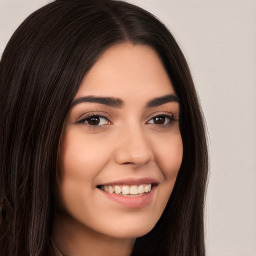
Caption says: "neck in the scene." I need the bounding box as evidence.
[52,213,135,256]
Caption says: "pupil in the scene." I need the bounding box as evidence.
[89,117,100,125]
[154,116,165,124]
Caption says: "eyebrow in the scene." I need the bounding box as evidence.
[71,96,123,108]
[71,94,179,108]
[146,94,179,107]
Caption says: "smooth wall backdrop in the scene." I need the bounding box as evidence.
[1,1,256,255]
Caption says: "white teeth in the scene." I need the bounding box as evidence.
[122,185,129,195]
[108,186,114,194]
[101,184,153,195]
[114,185,122,194]
[129,185,138,195]
[138,184,144,194]
[144,184,151,193]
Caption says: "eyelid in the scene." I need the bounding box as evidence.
[75,111,178,131]
[146,112,177,127]
[75,112,112,132]
[146,111,178,122]
[76,111,111,123]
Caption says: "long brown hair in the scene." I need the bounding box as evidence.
[0,0,208,255]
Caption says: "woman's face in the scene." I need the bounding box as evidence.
[58,43,183,239]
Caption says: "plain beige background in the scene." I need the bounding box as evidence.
[0,0,256,255]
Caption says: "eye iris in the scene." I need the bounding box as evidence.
[154,116,166,125]
[88,116,100,125]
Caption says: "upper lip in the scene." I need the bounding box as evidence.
[97,177,159,186]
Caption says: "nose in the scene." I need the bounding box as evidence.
[114,125,153,167]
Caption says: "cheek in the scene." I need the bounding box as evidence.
[59,128,110,180]
[57,129,108,211]
[153,133,183,180]
[150,133,183,218]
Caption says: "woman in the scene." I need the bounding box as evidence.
[0,0,208,255]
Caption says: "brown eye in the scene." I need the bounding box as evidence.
[87,116,101,125]
[78,115,110,126]
[153,116,166,125]
[147,114,175,127]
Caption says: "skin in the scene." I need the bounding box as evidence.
[53,43,183,256]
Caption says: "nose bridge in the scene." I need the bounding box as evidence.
[114,121,153,166]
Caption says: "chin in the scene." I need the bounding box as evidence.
[96,215,159,239]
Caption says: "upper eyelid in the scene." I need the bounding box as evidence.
[147,111,175,119]
[76,111,111,122]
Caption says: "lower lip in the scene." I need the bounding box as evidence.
[99,186,156,209]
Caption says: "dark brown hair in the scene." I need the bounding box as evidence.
[0,0,208,255]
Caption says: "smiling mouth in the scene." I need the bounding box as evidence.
[97,184,157,196]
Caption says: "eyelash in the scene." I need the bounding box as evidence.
[77,113,177,131]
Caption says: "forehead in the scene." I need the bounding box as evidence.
[75,43,175,100]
